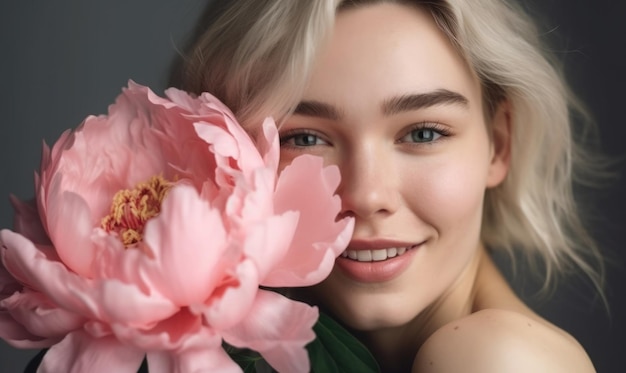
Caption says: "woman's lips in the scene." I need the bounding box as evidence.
[335,242,422,283]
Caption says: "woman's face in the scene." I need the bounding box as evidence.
[279,3,508,330]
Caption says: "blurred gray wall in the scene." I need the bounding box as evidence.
[0,1,624,372]
[0,2,206,371]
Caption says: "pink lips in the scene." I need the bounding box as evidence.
[335,239,422,283]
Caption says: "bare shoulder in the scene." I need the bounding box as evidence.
[412,309,596,373]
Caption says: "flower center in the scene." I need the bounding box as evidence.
[101,175,173,247]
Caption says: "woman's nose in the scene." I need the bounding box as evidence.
[337,145,401,219]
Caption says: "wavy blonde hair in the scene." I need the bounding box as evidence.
[178,0,605,298]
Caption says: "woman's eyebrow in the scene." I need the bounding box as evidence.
[293,100,342,120]
[381,89,469,116]
[292,89,468,120]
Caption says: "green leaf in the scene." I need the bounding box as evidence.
[224,312,380,372]
[307,312,380,373]
[224,344,267,372]
[307,337,341,372]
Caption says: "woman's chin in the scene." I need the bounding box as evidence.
[307,287,424,332]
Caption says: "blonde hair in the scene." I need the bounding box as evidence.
[178,0,605,298]
[179,0,339,131]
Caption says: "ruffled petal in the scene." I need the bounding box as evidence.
[0,315,57,348]
[9,197,51,245]
[0,257,21,294]
[189,91,268,175]
[109,307,203,351]
[223,290,317,373]
[241,213,299,281]
[0,260,54,348]
[147,350,242,373]
[140,184,231,306]
[264,155,354,286]
[257,118,280,175]
[199,259,259,331]
[193,123,241,161]
[239,168,277,224]
[1,230,177,325]
[44,187,97,277]
[39,331,144,373]
[37,129,73,220]
[91,232,151,293]
[1,230,97,318]
[146,328,241,373]
[95,279,178,327]
[1,290,85,339]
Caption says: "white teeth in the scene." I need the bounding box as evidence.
[341,247,411,262]
[371,249,387,261]
[357,250,372,262]
[387,247,397,258]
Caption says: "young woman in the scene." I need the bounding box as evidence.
[177,0,605,371]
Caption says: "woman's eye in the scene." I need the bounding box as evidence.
[400,128,442,143]
[280,132,327,147]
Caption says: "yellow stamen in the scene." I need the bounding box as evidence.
[101,175,173,248]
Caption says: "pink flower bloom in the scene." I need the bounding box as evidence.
[0,82,354,373]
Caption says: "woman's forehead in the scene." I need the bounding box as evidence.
[303,2,481,114]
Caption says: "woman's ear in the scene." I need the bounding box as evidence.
[486,101,512,188]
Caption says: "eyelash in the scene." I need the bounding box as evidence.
[279,129,329,149]
[279,121,452,149]
[397,122,452,144]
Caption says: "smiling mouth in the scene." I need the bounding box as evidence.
[340,245,417,262]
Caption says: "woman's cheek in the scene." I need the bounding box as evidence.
[403,155,488,234]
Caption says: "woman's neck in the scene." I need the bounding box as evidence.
[354,244,487,372]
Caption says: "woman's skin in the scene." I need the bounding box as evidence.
[279,3,595,372]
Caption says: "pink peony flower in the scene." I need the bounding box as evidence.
[0,82,354,373]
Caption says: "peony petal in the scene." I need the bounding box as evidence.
[95,279,178,327]
[239,168,276,223]
[199,259,259,331]
[1,290,85,339]
[223,290,317,373]
[146,329,242,373]
[1,230,177,326]
[83,320,113,338]
[39,331,144,373]
[109,307,205,351]
[45,187,97,277]
[0,259,21,295]
[261,222,353,287]
[258,118,280,175]
[91,231,150,292]
[37,129,74,215]
[0,260,57,348]
[1,230,98,318]
[195,92,266,173]
[51,116,150,219]
[264,155,354,286]
[274,155,343,245]
[241,213,299,281]
[140,184,232,306]
[9,196,51,245]
[193,122,241,160]
[0,314,57,349]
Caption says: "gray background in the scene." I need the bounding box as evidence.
[0,1,624,372]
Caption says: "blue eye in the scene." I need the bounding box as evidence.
[399,123,449,144]
[280,131,328,147]
[410,129,439,142]
[294,134,320,146]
